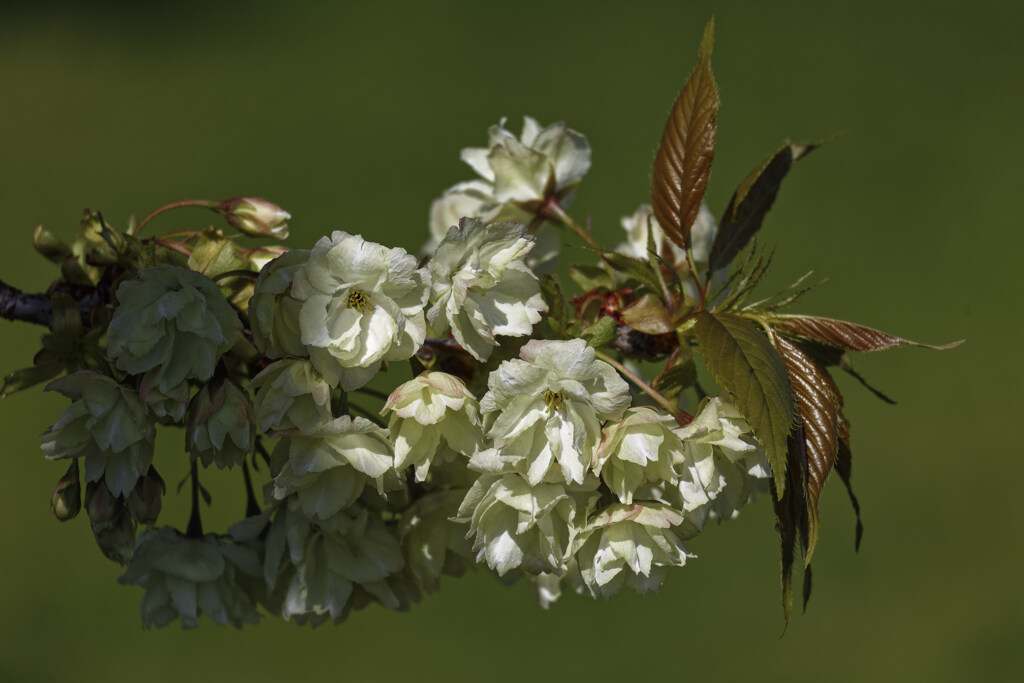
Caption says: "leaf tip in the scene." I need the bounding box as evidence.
[700,16,716,60]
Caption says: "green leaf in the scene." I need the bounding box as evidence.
[540,273,569,336]
[709,143,819,272]
[579,316,618,348]
[694,312,794,495]
[651,17,719,250]
[0,362,64,399]
[569,263,614,292]
[188,228,252,279]
[621,293,672,335]
[775,334,841,564]
[601,252,662,294]
[767,314,963,352]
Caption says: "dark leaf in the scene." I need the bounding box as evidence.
[771,423,809,629]
[795,338,897,404]
[651,17,719,250]
[694,312,794,495]
[775,334,841,563]
[652,354,697,401]
[767,314,963,352]
[710,143,819,271]
[802,565,813,614]
[540,273,569,335]
[834,412,863,550]
[621,293,672,335]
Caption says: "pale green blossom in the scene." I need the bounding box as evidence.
[271,416,393,519]
[383,372,482,482]
[138,369,189,424]
[594,407,683,504]
[107,265,242,393]
[460,116,591,207]
[41,371,155,498]
[397,490,473,592]
[456,473,593,576]
[253,500,405,625]
[480,339,630,485]
[249,249,310,359]
[427,218,545,361]
[673,396,768,521]
[119,527,261,629]
[426,116,591,270]
[575,503,694,599]
[426,180,505,253]
[291,231,430,390]
[186,378,256,469]
[250,359,333,436]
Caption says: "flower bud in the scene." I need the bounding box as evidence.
[85,480,122,530]
[95,511,137,565]
[51,460,82,522]
[126,467,165,526]
[218,197,290,239]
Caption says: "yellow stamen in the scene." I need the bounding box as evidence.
[344,289,374,314]
[543,389,564,413]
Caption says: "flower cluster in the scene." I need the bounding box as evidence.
[26,124,773,626]
[13,31,916,628]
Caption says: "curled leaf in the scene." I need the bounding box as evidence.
[775,334,840,564]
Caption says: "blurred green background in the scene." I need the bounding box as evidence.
[1,1,1020,681]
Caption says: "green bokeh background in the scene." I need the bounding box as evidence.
[1,1,1019,681]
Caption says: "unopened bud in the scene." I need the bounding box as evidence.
[94,511,136,565]
[218,197,290,239]
[85,480,122,531]
[32,224,71,264]
[126,467,165,526]
[51,460,82,522]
